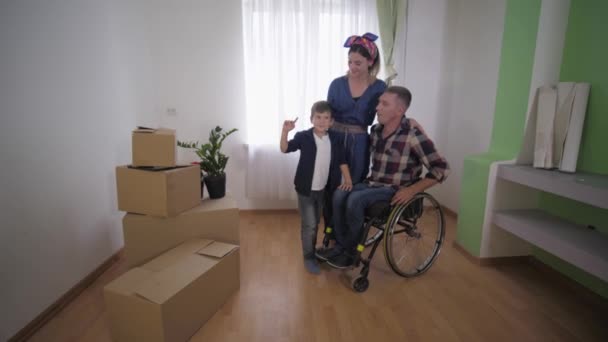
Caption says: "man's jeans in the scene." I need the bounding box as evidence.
[297,190,325,259]
[332,183,396,253]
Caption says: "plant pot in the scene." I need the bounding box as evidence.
[204,173,226,199]
[200,176,205,199]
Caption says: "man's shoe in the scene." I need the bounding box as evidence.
[315,247,342,262]
[327,253,354,269]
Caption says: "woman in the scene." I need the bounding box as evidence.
[327,32,386,184]
[322,33,424,234]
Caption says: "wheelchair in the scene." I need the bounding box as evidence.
[321,192,446,292]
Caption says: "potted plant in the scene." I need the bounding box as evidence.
[178,126,238,199]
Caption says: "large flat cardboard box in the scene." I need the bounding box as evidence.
[123,195,240,267]
[132,127,176,167]
[116,165,200,218]
[104,239,240,342]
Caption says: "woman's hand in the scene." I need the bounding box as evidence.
[338,180,353,191]
[409,118,426,135]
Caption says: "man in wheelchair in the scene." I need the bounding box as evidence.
[316,86,450,269]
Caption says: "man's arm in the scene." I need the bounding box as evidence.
[391,128,449,205]
[391,178,437,205]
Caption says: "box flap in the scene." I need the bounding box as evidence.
[165,164,198,174]
[104,268,153,296]
[135,253,217,304]
[197,241,238,258]
[133,126,157,133]
[142,239,213,272]
[133,127,175,135]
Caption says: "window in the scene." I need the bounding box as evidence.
[242,0,381,199]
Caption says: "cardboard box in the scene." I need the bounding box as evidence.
[132,127,176,167]
[104,239,240,342]
[123,195,240,267]
[116,165,200,217]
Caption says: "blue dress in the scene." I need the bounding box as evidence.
[327,75,387,183]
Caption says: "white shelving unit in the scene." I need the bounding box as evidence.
[491,164,608,282]
[497,165,608,209]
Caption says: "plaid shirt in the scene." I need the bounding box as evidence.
[367,116,449,188]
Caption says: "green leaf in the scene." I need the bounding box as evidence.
[177,126,238,176]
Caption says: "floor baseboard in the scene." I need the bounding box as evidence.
[441,205,458,219]
[9,249,123,342]
[452,241,531,266]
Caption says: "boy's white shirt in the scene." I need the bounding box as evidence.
[311,133,331,191]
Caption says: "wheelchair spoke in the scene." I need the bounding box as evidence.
[384,193,446,278]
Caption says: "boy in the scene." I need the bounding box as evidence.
[280,101,353,274]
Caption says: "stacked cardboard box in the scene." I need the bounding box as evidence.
[106,127,240,342]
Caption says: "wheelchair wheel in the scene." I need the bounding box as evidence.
[352,277,369,292]
[383,192,445,277]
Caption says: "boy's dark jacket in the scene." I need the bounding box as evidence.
[284,128,347,196]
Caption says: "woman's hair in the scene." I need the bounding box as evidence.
[349,43,381,78]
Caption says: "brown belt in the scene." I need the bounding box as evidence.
[331,121,367,134]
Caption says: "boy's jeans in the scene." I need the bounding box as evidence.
[332,183,396,253]
[297,190,325,259]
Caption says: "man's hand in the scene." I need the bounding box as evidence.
[391,178,438,206]
[282,117,298,133]
[391,186,417,206]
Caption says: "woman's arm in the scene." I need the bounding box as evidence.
[337,164,353,191]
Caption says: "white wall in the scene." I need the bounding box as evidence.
[430,0,507,211]
[526,0,570,118]
[0,0,137,339]
[393,0,506,212]
[398,0,449,139]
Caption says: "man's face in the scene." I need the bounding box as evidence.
[311,111,333,132]
[376,92,405,125]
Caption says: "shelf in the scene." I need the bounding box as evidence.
[493,209,608,282]
[497,164,608,210]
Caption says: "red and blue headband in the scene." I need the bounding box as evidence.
[343,32,379,61]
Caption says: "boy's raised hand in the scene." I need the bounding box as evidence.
[282,117,298,132]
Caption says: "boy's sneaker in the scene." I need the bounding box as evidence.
[327,253,354,269]
[304,258,321,274]
[315,247,342,261]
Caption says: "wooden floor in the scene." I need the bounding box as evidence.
[28,211,608,342]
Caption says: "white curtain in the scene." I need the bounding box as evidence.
[242,0,382,200]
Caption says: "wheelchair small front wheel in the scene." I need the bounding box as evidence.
[352,277,369,292]
[383,192,445,278]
